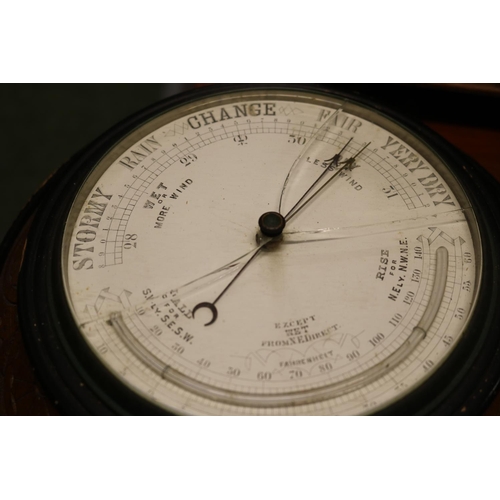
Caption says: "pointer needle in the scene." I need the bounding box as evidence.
[193,246,263,326]
[278,106,344,214]
[283,138,352,221]
[192,140,372,326]
[284,141,371,222]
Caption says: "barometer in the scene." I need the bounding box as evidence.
[9,84,500,414]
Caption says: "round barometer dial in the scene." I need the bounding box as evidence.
[18,85,500,415]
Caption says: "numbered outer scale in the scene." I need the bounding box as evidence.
[16,85,500,415]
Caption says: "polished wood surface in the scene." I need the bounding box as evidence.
[0,214,58,415]
[425,121,500,182]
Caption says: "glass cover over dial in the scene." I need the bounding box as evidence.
[62,89,480,415]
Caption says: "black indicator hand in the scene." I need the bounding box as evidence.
[284,141,371,222]
[193,246,263,326]
[193,139,371,326]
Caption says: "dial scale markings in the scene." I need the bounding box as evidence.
[101,118,434,267]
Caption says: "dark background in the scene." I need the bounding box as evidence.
[1,83,499,242]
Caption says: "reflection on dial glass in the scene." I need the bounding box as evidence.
[62,90,480,415]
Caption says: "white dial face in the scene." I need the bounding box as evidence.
[62,89,480,415]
